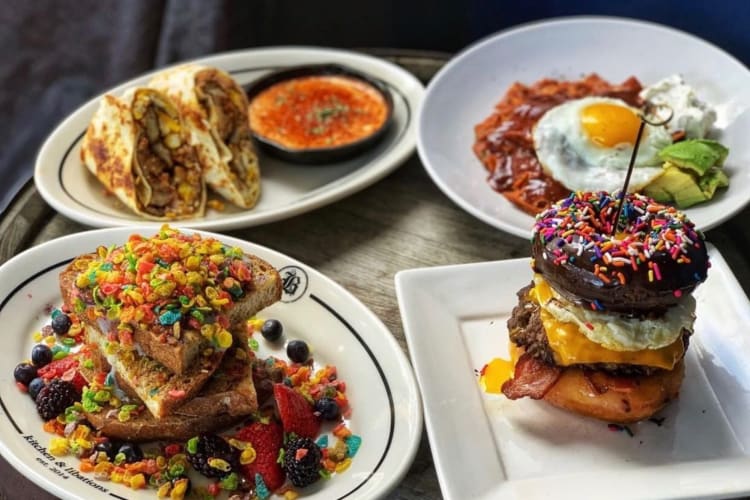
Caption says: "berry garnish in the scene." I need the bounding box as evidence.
[13,362,37,386]
[117,442,143,463]
[51,313,72,334]
[94,440,118,461]
[35,379,78,420]
[283,436,322,488]
[236,421,285,491]
[186,434,239,478]
[286,340,310,363]
[28,377,45,400]
[274,384,321,438]
[260,319,283,342]
[314,397,341,421]
[31,344,53,367]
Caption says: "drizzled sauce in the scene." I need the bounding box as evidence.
[472,74,643,215]
[248,75,389,150]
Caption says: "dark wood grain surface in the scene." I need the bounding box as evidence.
[1,52,749,500]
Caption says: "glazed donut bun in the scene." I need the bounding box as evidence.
[502,191,708,423]
[509,344,685,423]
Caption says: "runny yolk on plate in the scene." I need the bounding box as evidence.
[479,357,514,394]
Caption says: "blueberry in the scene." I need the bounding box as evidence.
[51,313,72,335]
[31,344,53,367]
[28,378,45,400]
[314,397,340,420]
[286,340,309,363]
[260,319,283,342]
[13,363,37,386]
[94,441,117,461]
[117,442,143,463]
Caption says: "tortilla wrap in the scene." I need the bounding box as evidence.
[149,64,261,209]
[80,88,206,220]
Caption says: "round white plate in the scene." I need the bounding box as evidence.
[35,47,424,230]
[418,17,750,238]
[0,227,422,500]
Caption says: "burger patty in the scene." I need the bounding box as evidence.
[507,284,689,377]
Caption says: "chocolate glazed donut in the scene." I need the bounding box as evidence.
[532,192,709,315]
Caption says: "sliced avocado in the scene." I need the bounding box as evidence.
[658,139,729,175]
[643,166,707,208]
[698,166,730,198]
[642,182,673,204]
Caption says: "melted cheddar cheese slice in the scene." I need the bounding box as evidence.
[531,278,684,369]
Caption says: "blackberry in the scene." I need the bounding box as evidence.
[35,379,78,421]
[186,434,239,478]
[283,437,322,488]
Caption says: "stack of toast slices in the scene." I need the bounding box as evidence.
[59,251,282,442]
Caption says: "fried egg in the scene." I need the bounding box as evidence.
[534,276,695,351]
[532,96,673,192]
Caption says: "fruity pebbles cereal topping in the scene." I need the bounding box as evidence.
[70,225,254,349]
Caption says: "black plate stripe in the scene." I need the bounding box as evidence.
[57,64,412,219]
[310,294,395,500]
[0,259,73,434]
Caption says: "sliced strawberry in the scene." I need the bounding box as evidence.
[236,421,285,491]
[37,356,79,381]
[61,368,87,394]
[273,384,321,439]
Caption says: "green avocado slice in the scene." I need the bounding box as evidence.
[658,139,729,176]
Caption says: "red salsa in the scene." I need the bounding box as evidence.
[248,75,389,150]
[472,74,643,215]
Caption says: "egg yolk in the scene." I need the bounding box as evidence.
[479,358,514,394]
[580,102,642,148]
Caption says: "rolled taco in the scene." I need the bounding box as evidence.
[149,64,261,209]
[80,88,206,220]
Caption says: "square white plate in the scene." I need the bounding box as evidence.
[395,244,750,500]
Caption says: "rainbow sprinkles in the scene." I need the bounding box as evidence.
[532,191,709,308]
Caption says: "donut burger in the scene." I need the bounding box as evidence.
[502,191,709,422]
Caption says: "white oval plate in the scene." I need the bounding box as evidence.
[35,47,424,230]
[0,227,422,500]
[418,17,750,238]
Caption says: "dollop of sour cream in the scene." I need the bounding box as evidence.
[639,74,717,139]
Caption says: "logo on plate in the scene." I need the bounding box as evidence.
[279,266,308,303]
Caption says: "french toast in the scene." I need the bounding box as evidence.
[78,342,257,441]
[58,227,282,419]
[82,321,225,418]
[60,247,281,375]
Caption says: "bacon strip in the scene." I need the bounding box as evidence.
[501,353,562,400]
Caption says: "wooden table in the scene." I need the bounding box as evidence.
[2,51,750,500]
